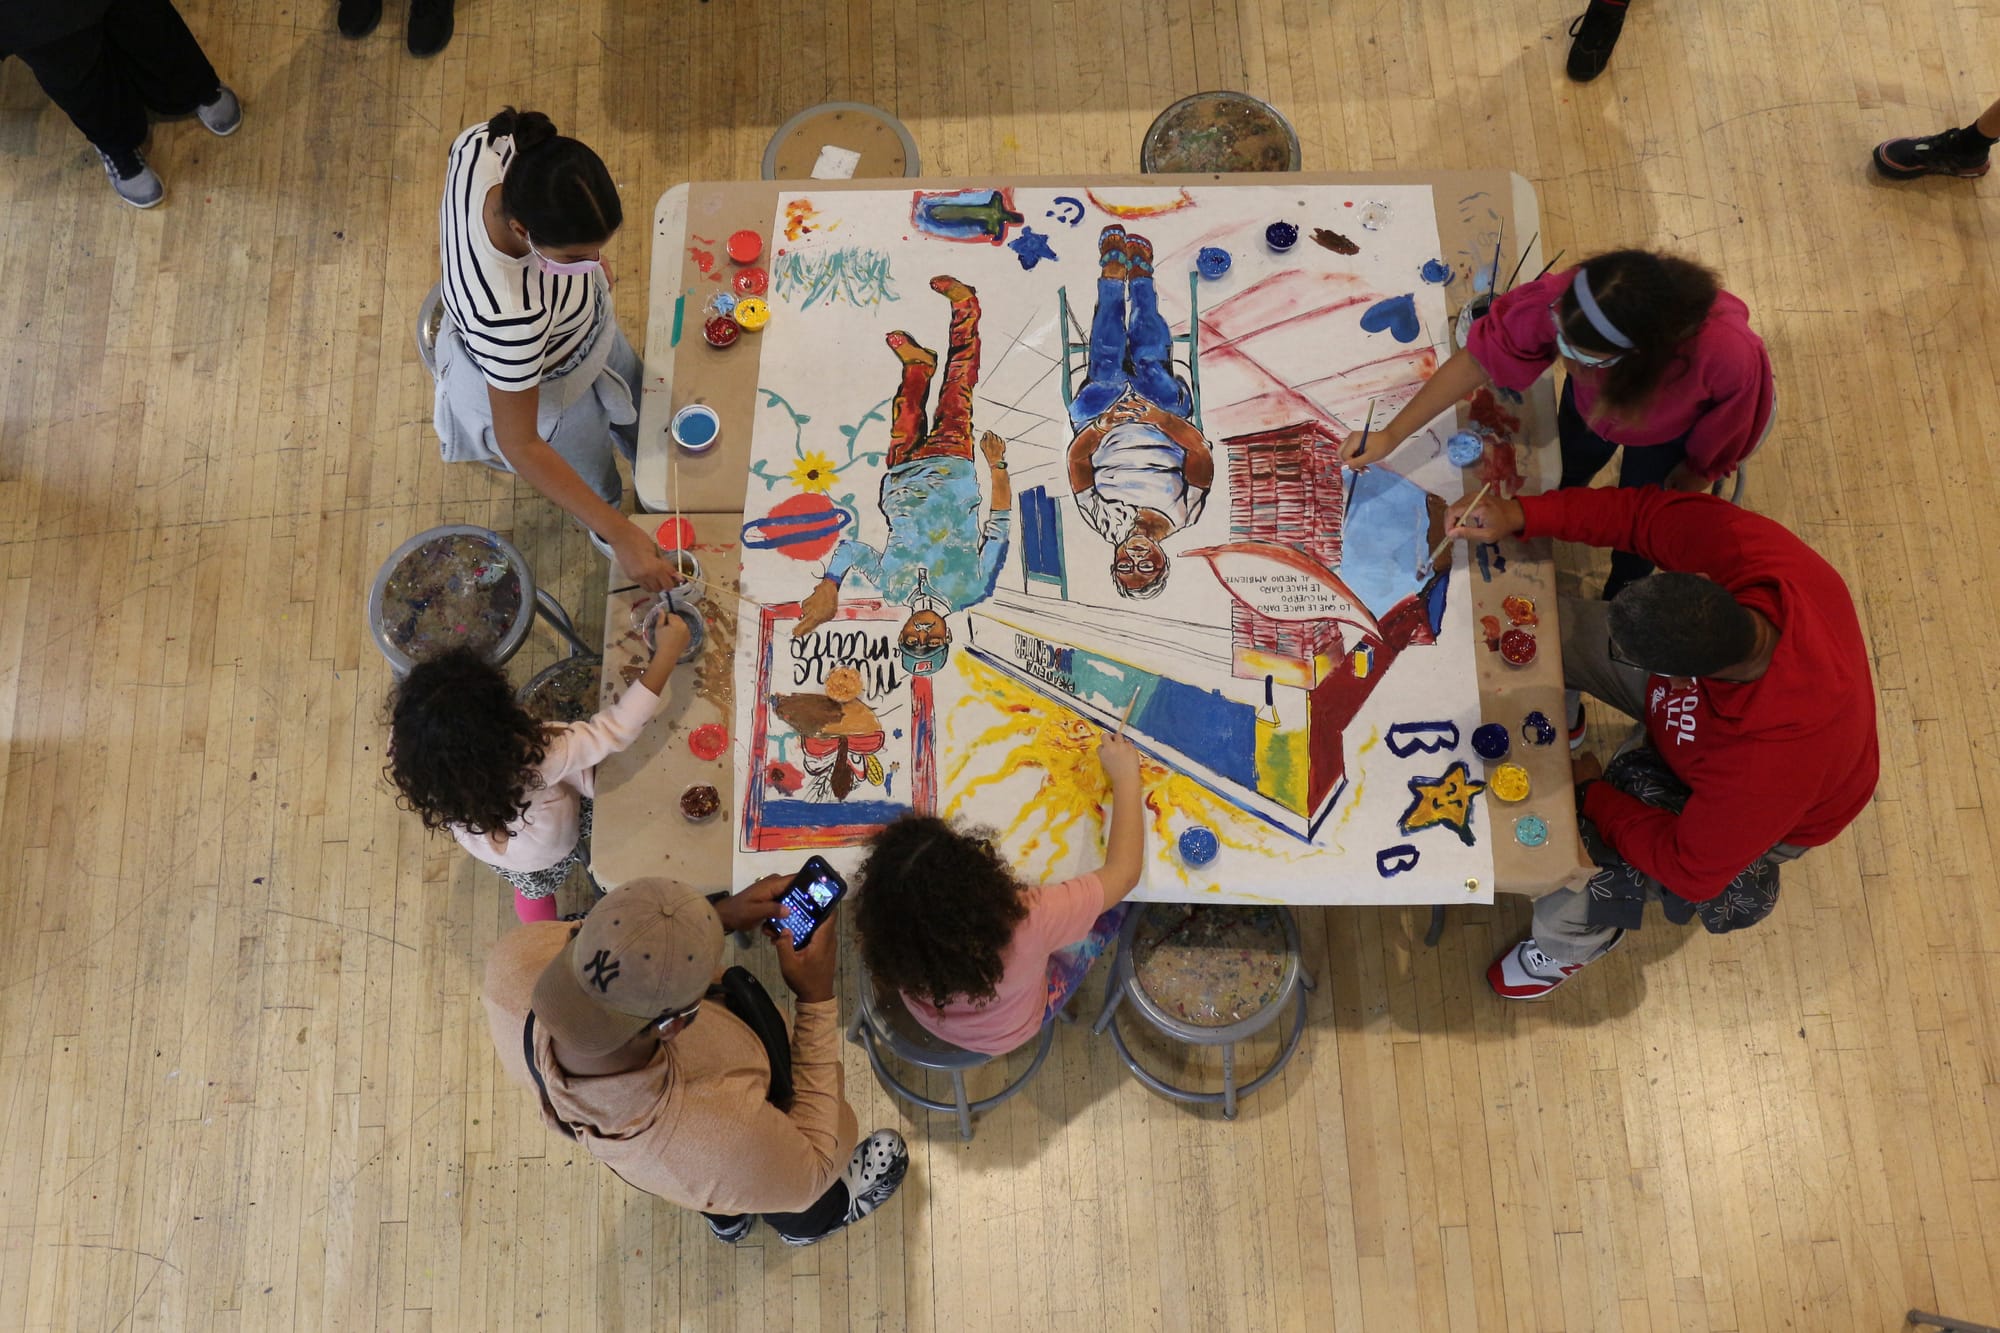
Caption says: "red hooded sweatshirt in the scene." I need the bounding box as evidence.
[1519,489,1878,899]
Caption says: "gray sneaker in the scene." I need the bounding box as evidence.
[98,148,164,209]
[196,86,242,137]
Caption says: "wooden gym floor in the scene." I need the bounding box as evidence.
[3,0,1998,1328]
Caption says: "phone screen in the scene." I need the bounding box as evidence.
[776,858,846,948]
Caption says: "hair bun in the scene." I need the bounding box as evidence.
[487,106,559,151]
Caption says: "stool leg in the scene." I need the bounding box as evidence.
[534,588,595,658]
[846,1003,865,1045]
[1424,904,1446,948]
[1222,1042,1237,1120]
[1091,984,1124,1035]
[951,1070,974,1141]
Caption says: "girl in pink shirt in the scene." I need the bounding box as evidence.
[385,616,688,922]
[853,736,1144,1056]
[1346,248,1773,600]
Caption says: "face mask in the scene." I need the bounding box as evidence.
[528,243,602,278]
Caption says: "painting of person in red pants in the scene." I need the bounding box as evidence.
[793,277,1012,678]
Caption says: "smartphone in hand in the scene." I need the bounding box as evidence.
[774,855,848,949]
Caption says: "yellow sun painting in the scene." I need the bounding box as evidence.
[787,450,838,494]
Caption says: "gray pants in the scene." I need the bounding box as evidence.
[1531,597,1807,963]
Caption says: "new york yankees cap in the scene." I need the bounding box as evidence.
[530,877,724,1057]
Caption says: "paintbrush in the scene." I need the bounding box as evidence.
[1487,217,1505,295]
[1113,687,1140,739]
[1429,480,1496,566]
[1354,398,1377,463]
[1533,247,1567,282]
[1502,230,1539,292]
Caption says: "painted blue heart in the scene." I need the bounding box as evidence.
[1359,293,1421,343]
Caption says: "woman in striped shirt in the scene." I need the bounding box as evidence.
[433,106,679,592]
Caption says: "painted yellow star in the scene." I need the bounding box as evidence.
[787,450,838,494]
[1398,760,1487,846]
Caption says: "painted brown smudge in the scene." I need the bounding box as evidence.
[1311,228,1360,255]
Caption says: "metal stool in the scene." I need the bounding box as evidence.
[1093,903,1313,1119]
[367,523,592,676]
[846,979,1056,1140]
[1910,1312,2000,1333]
[762,102,921,181]
[1710,384,1775,506]
[1141,91,1301,174]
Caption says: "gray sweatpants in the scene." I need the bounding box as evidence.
[1530,596,1807,963]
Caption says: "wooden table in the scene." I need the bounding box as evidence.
[618,172,1594,901]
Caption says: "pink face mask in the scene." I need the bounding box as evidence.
[528,243,602,278]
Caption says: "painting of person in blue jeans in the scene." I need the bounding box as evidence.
[792,276,1012,676]
[1066,227,1216,600]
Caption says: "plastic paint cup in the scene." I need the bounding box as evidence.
[1490,763,1530,803]
[726,230,763,264]
[1514,813,1550,847]
[733,297,771,331]
[1471,723,1511,761]
[1178,826,1220,867]
[1265,221,1299,252]
[1520,710,1558,747]
[671,404,721,453]
[1195,246,1232,279]
[1446,430,1486,467]
[703,316,740,348]
[732,266,769,297]
[1499,628,1537,667]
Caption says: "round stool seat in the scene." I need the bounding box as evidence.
[763,102,921,181]
[848,980,1056,1140]
[516,652,603,723]
[1094,903,1313,1119]
[368,524,537,675]
[1141,91,1301,174]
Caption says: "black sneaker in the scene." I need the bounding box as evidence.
[775,1130,908,1246]
[1873,127,1992,179]
[407,0,455,56]
[1565,0,1628,83]
[704,1214,755,1244]
[98,147,164,209]
[337,0,381,37]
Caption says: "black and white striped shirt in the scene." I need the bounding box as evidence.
[438,123,604,391]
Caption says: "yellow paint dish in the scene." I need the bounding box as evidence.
[1490,762,1530,803]
[733,297,771,330]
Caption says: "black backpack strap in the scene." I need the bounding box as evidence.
[713,966,795,1111]
[522,1011,578,1141]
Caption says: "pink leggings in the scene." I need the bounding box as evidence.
[514,889,560,922]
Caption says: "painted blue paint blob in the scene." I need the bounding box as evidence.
[1420,258,1452,284]
[1178,826,1220,867]
[1008,225,1058,270]
[1196,246,1232,279]
[1446,430,1486,467]
[1514,814,1550,848]
[1359,293,1421,343]
[1265,221,1299,252]
[1520,711,1557,747]
[1471,723,1511,761]
[1338,465,1432,615]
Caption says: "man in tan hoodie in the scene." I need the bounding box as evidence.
[483,875,907,1244]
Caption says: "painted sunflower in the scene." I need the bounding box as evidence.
[787,451,838,494]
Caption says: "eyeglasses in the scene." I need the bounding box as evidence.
[1550,301,1623,368]
[653,998,701,1031]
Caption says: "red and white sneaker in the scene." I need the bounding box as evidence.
[1566,690,1587,752]
[1487,931,1623,1000]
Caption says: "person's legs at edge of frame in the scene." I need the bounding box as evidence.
[701,1130,909,1247]
[1873,96,2000,180]
[1487,595,1649,999]
[104,0,238,133]
[1120,237,1194,418]
[1565,0,1629,83]
[1069,227,1134,429]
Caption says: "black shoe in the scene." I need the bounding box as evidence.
[1872,126,1993,179]
[338,0,381,37]
[407,0,454,56]
[704,1214,755,1244]
[1565,0,1627,82]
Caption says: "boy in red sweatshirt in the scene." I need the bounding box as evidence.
[1446,489,1878,999]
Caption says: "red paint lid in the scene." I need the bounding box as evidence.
[654,516,697,551]
[688,723,729,761]
[726,230,763,263]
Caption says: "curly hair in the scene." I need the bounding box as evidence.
[853,815,1029,1009]
[1555,249,1720,420]
[385,648,549,837]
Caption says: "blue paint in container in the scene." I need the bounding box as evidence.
[1447,430,1486,467]
[1265,222,1299,252]
[1514,814,1550,848]
[1420,257,1452,284]
[1520,711,1558,747]
[1196,246,1232,279]
[1178,826,1220,867]
[1471,723,1511,761]
[671,404,720,452]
